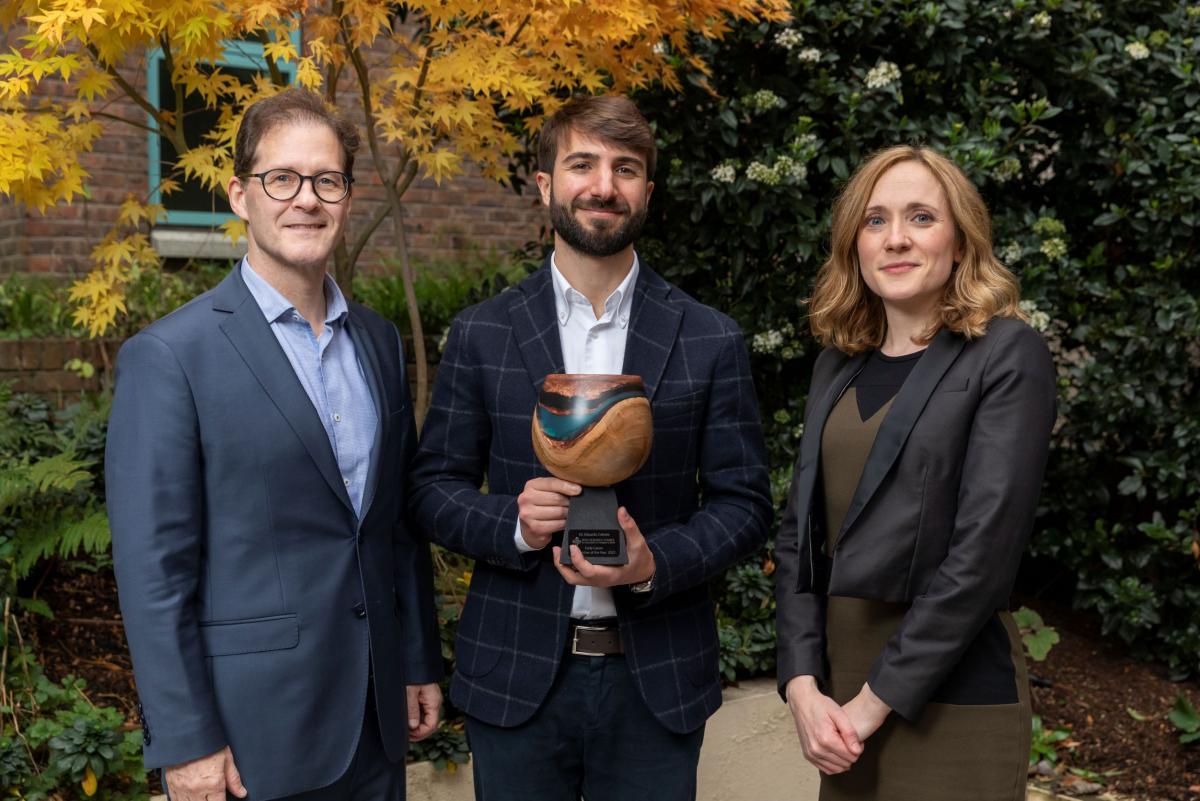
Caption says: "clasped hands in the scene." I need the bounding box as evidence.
[785,675,891,776]
[517,477,655,588]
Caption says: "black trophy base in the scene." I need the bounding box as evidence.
[560,486,628,566]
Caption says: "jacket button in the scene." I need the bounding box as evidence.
[357,530,366,544]
[352,602,366,618]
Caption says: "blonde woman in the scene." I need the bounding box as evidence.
[774,145,1056,800]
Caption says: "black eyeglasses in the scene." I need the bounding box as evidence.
[242,168,354,203]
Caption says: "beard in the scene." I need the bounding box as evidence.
[549,190,647,258]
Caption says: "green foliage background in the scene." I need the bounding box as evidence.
[632,0,1200,677]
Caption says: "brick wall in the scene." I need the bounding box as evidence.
[1,336,436,408]
[0,338,120,404]
[0,41,547,279]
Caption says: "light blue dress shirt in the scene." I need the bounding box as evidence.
[241,260,378,519]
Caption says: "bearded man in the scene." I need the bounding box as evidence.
[409,95,771,801]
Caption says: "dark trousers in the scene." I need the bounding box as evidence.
[269,686,405,801]
[466,654,704,801]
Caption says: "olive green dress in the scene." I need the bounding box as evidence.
[818,386,1031,801]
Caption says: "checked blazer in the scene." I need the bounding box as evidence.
[410,258,772,734]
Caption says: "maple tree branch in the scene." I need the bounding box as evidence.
[341,20,428,422]
[255,28,286,87]
[346,158,416,269]
[157,34,187,151]
[84,43,181,152]
[506,14,532,47]
[88,111,161,136]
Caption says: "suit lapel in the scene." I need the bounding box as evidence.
[508,263,565,391]
[347,313,387,523]
[214,268,354,514]
[621,265,681,400]
[836,328,966,543]
[794,351,869,533]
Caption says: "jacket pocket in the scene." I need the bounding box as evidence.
[453,597,511,678]
[199,613,299,657]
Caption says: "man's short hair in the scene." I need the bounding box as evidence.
[234,88,361,177]
[537,95,656,178]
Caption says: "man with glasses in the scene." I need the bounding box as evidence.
[106,88,442,801]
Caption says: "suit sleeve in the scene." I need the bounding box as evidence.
[106,333,227,769]
[409,316,537,571]
[392,327,445,685]
[867,323,1056,721]
[627,323,772,606]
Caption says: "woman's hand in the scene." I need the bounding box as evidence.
[842,682,892,742]
[785,675,864,775]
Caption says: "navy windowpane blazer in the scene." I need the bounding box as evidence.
[410,259,772,733]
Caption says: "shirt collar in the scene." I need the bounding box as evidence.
[549,252,639,329]
[241,258,349,327]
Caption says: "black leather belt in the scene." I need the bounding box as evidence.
[568,618,623,656]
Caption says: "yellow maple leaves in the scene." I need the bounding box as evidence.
[1,0,790,336]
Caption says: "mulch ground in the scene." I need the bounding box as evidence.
[1024,598,1200,801]
[19,566,1200,800]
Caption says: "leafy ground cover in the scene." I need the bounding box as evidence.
[19,564,1199,799]
[1023,597,1200,801]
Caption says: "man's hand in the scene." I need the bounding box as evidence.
[842,682,891,743]
[785,675,863,776]
[552,506,655,588]
[164,746,246,801]
[406,682,443,741]
[517,477,581,549]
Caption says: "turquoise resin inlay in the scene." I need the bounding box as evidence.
[536,389,644,443]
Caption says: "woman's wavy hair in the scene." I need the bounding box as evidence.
[808,145,1023,354]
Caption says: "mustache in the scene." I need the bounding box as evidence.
[572,197,629,213]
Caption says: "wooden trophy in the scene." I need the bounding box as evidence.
[531,374,653,566]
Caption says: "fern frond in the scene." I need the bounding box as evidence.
[12,509,110,579]
[0,452,94,512]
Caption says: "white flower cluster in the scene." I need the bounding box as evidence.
[1040,238,1068,261]
[752,329,785,353]
[775,155,808,183]
[746,161,780,185]
[865,60,901,90]
[1019,300,1052,333]
[752,323,798,357]
[710,162,737,184]
[746,154,808,186]
[998,241,1023,265]
[789,133,818,159]
[1030,11,1052,31]
[774,28,804,51]
[743,89,786,113]
[992,157,1022,184]
[1125,41,1150,60]
[798,48,822,63]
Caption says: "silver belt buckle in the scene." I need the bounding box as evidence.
[571,624,608,656]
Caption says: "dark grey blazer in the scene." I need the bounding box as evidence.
[774,317,1056,721]
[410,260,772,734]
[105,268,442,800]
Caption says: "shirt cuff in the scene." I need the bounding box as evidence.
[513,519,543,553]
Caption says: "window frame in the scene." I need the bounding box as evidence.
[146,36,298,227]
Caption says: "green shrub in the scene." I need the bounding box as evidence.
[634,0,1200,678]
[354,250,532,345]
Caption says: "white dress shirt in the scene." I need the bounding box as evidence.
[513,252,639,619]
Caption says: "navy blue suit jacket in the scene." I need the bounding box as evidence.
[410,260,771,734]
[105,267,442,800]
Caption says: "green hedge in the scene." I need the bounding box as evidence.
[634,0,1200,676]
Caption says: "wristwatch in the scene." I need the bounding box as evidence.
[629,573,655,593]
